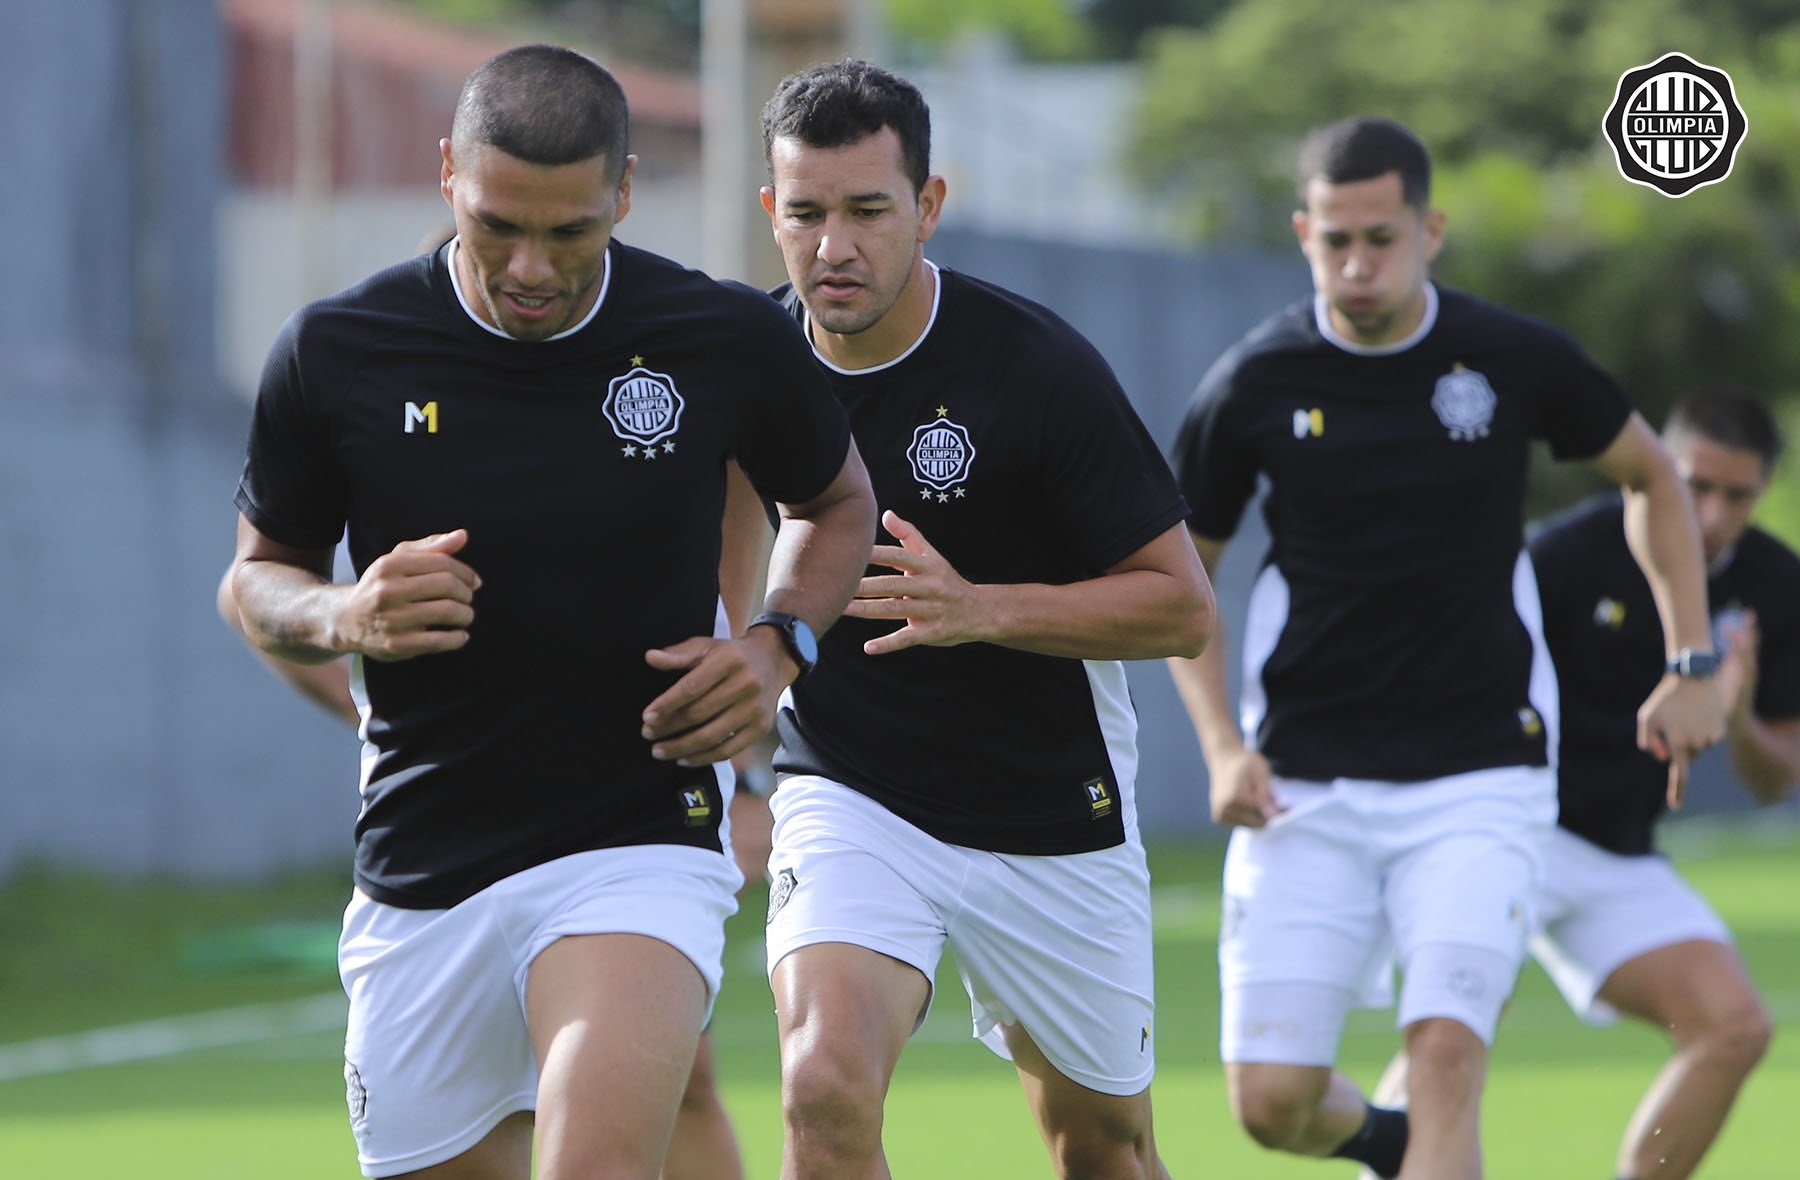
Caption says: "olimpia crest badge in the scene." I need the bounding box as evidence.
[604,359,685,457]
[1431,364,1496,441]
[907,409,976,499]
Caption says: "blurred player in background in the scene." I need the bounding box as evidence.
[1368,390,1796,1180]
[758,59,1214,1180]
[1166,115,1725,1180]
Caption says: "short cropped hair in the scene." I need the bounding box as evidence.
[1296,116,1432,211]
[761,59,931,194]
[451,45,629,179]
[1666,390,1785,472]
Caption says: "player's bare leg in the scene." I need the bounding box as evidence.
[1007,1023,1169,1179]
[1225,1062,1368,1154]
[1599,940,1772,1180]
[662,1032,745,1180]
[773,941,928,1180]
[1398,1017,1485,1180]
[528,933,708,1180]
[396,1111,534,1179]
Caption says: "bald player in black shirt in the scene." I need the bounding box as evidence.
[229,45,874,1180]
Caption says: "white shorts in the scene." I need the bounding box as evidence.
[766,777,1156,1096]
[1219,766,1556,1065]
[1530,825,1731,1025]
[339,844,741,1177]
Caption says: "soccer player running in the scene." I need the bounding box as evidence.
[1165,116,1726,1180]
[1368,390,1796,1180]
[214,461,778,1180]
[228,45,875,1180]
[756,60,1215,1180]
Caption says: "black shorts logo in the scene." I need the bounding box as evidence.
[1603,52,1747,197]
[767,867,798,925]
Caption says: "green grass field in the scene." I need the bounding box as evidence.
[0,821,1794,1179]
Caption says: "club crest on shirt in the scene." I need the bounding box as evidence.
[907,409,976,498]
[604,363,685,453]
[1430,364,1496,440]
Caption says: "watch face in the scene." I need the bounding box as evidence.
[792,619,819,665]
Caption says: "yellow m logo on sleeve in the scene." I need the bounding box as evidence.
[404,401,438,434]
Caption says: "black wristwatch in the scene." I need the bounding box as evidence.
[1666,648,1722,678]
[749,611,818,680]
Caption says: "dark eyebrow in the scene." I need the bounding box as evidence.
[781,191,895,210]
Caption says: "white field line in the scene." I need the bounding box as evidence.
[0,993,346,1084]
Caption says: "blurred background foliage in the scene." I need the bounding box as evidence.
[383,0,1800,538]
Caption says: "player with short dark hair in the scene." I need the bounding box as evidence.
[1370,390,1797,1180]
[757,58,1215,1180]
[1167,114,1726,1180]
[228,43,876,1180]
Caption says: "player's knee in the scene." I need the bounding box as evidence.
[1695,1000,1774,1072]
[1405,1018,1484,1094]
[1230,1075,1321,1151]
[1043,1108,1154,1180]
[1050,1137,1155,1180]
[780,1040,885,1151]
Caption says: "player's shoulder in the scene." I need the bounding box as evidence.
[616,241,789,322]
[937,269,1105,364]
[1192,298,1316,401]
[1435,286,1583,353]
[282,252,439,352]
[1735,525,1800,588]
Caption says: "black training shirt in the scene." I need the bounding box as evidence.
[1176,286,1633,783]
[1535,495,1800,854]
[236,240,852,908]
[772,267,1189,854]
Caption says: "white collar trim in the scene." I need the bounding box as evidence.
[448,236,609,341]
[1314,282,1439,356]
[806,259,942,375]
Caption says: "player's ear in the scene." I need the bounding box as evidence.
[1421,207,1446,263]
[1291,209,1310,251]
[915,175,947,244]
[439,138,455,207]
[614,154,637,224]
[760,186,778,225]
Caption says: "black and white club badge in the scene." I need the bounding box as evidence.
[1431,364,1496,441]
[1603,52,1747,198]
[604,358,685,460]
[906,409,976,503]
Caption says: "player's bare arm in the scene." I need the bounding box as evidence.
[1164,529,1282,828]
[642,443,877,767]
[231,516,480,664]
[216,567,359,726]
[846,509,1213,660]
[1590,413,1729,804]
